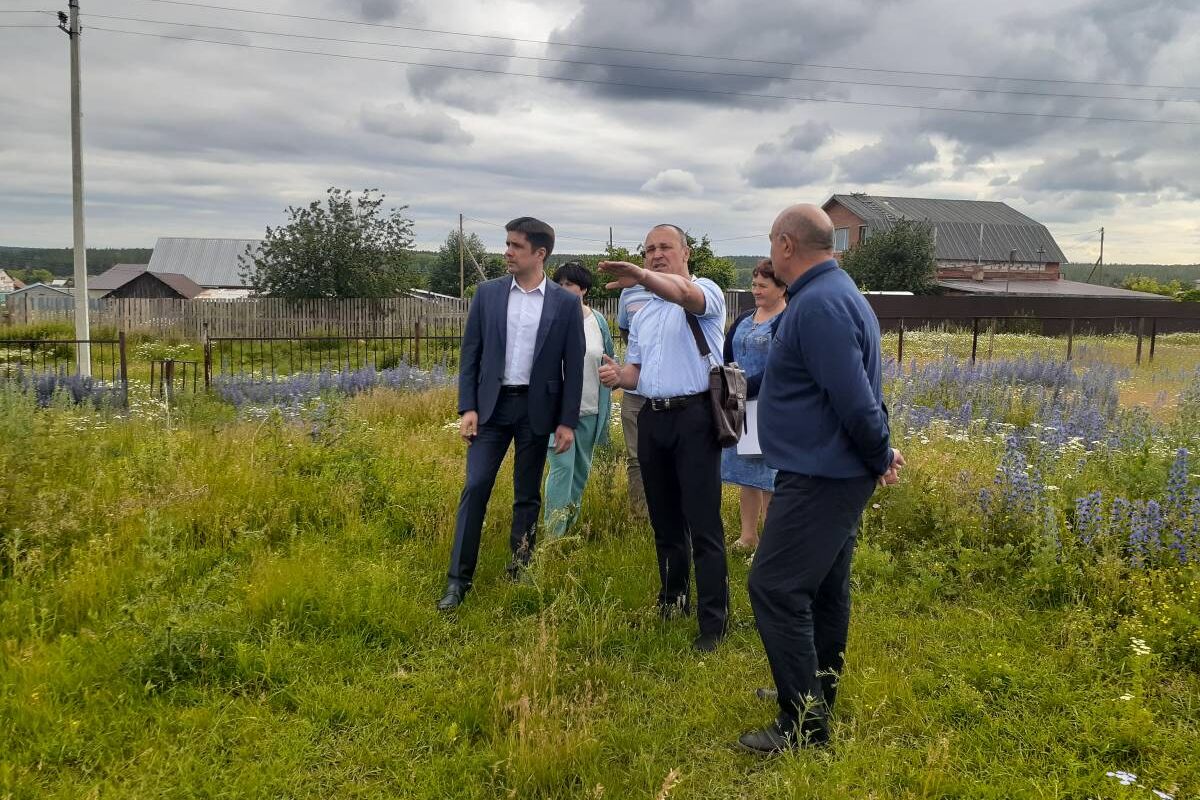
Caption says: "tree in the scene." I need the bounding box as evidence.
[9,267,54,285]
[571,246,641,301]
[240,188,417,298]
[427,229,498,297]
[840,219,938,294]
[685,234,737,290]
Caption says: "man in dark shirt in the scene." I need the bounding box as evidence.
[738,204,905,753]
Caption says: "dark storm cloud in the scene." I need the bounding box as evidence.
[544,0,888,105]
[741,122,835,188]
[405,43,518,113]
[352,0,406,22]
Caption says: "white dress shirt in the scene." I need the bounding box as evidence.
[503,275,547,386]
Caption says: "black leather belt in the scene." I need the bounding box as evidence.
[647,392,705,412]
[500,385,529,395]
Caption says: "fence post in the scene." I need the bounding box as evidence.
[202,322,212,391]
[970,317,979,363]
[1066,318,1075,361]
[1135,317,1145,365]
[1149,319,1158,362]
[118,331,129,408]
[164,359,176,406]
[414,319,423,368]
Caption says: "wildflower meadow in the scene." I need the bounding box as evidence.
[1,330,1198,798]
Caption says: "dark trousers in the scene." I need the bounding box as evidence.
[447,391,548,588]
[638,400,728,636]
[748,471,877,736]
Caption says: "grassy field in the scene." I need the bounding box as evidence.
[2,333,1199,798]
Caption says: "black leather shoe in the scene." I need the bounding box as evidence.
[436,585,465,611]
[738,718,829,754]
[755,687,778,701]
[657,599,691,621]
[692,632,724,653]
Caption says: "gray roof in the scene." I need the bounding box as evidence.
[937,279,1172,300]
[826,194,1068,264]
[90,264,204,298]
[147,237,261,288]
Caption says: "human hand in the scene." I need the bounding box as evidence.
[459,410,478,443]
[553,425,575,455]
[598,354,622,389]
[598,261,644,291]
[878,448,905,487]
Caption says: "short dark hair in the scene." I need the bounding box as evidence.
[752,258,786,288]
[552,261,593,294]
[506,217,555,258]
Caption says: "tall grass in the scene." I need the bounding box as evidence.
[1,347,1198,798]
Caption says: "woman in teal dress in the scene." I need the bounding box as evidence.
[721,259,787,550]
[543,262,615,540]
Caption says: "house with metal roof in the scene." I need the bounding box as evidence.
[822,194,1168,300]
[146,237,261,290]
[88,264,204,299]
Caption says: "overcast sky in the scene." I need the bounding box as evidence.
[2,0,1199,263]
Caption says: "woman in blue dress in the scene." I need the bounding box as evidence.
[721,259,787,550]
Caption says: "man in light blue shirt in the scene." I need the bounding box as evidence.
[616,284,656,516]
[599,224,729,652]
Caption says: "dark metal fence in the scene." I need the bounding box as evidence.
[0,334,129,405]
[203,319,464,388]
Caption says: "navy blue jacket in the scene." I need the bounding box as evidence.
[759,260,892,478]
[457,276,585,436]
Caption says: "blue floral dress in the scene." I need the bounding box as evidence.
[721,312,779,491]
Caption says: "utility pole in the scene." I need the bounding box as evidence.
[61,0,90,375]
[1097,226,1105,285]
[458,213,464,298]
[608,226,613,251]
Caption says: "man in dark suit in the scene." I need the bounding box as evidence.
[437,217,585,611]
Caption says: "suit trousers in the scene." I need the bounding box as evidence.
[748,471,877,737]
[447,391,549,588]
[638,399,728,637]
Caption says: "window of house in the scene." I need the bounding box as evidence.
[858,225,868,243]
[834,227,849,252]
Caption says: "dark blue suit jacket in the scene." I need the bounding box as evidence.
[457,275,585,436]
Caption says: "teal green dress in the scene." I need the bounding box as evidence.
[542,308,614,539]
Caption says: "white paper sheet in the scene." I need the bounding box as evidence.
[736,399,761,456]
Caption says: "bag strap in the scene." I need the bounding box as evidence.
[685,312,723,369]
[684,312,711,358]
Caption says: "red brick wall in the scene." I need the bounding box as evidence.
[825,201,866,253]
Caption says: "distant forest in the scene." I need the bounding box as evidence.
[3,245,1194,291]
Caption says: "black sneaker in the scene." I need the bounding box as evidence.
[737,720,797,754]
[692,632,724,653]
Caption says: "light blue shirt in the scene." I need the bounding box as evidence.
[626,277,725,399]
[617,285,656,332]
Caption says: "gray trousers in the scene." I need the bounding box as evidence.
[620,391,647,514]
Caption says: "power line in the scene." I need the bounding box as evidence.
[80,13,1200,105]
[0,23,51,27]
[84,26,1200,126]
[126,0,1200,93]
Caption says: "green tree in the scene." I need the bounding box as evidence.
[840,219,938,294]
[9,267,54,285]
[240,188,417,298]
[427,229,497,297]
[685,234,737,289]
[571,246,641,301]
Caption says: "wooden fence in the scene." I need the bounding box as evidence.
[8,291,1200,341]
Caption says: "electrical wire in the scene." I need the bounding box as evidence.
[83,26,1200,126]
[81,13,1200,105]
[124,0,1200,93]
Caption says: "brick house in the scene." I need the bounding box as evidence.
[823,193,1067,282]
